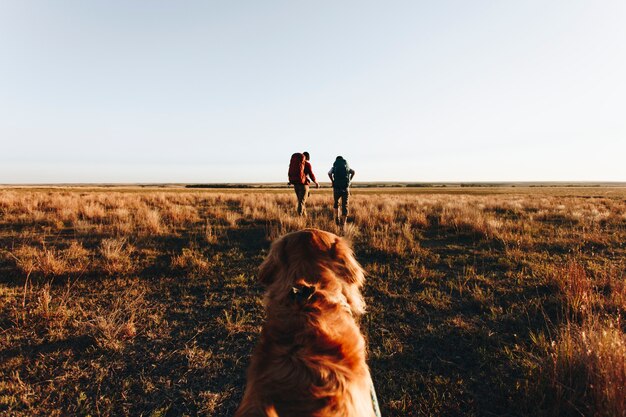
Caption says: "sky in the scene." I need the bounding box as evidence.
[1,0,625,183]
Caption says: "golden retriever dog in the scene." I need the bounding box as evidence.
[235,228,377,417]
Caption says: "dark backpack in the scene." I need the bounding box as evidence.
[332,158,350,189]
[288,153,306,185]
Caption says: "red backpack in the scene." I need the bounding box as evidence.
[288,153,307,185]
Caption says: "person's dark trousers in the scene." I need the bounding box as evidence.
[333,187,349,224]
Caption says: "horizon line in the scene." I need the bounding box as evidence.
[2,181,626,188]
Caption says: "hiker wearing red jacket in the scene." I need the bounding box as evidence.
[288,151,319,216]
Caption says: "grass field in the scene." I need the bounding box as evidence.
[0,186,624,416]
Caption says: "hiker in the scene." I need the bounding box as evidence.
[328,156,355,226]
[288,151,319,216]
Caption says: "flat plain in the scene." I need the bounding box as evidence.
[0,186,624,416]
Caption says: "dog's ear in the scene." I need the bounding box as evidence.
[330,237,365,286]
[258,237,287,286]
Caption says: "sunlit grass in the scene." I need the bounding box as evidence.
[0,186,624,416]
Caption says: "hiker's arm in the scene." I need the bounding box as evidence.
[349,169,355,180]
[306,163,319,188]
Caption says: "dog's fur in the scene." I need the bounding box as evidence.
[235,228,375,417]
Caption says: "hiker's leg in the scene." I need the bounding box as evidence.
[295,184,306,215]
[341,190,349,225]
[300,184,309,216]
[333,189,341,224]
[293,185,300,214]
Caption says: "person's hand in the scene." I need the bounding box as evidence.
[315,182,320,189]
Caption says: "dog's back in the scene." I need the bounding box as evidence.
[235,229,376,417]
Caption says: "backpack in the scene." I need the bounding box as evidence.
[332,158,350,189]
[288,153,307,185]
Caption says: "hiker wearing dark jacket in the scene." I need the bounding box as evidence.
[328,156,355,226]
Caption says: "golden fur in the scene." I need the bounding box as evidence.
[235,228,375,417]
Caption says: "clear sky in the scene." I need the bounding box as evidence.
[1,1,625,183]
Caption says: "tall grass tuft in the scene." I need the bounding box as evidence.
[535,260,626,416]
[540,318,626,417]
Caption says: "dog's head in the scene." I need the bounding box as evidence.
[258,228,366,316]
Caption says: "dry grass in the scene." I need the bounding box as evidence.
[0,186,624,416]
[171,247,210,274]
[11,241,90,276]
[530,260,626,416]
[537,318,626,417]
[99,238,135,275]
